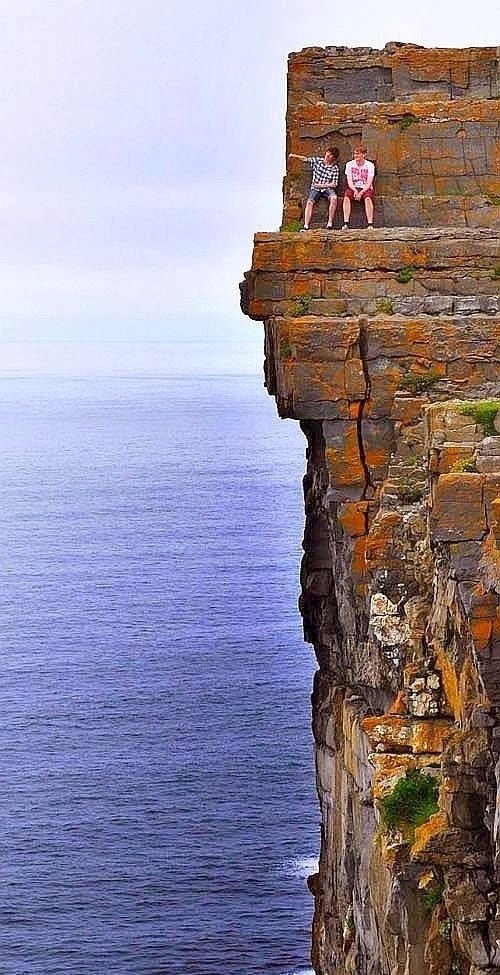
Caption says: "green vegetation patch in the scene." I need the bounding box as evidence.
[291,294,312,316]
[422,885,444,912]
[459,400,500,436]
[399,484,424,504]
[279,338,293,359]
[486,194,500,207]
[399,113,418,130]
[400,369,442,394]
[450,458,477,473]
[490,266,500,279]
[281,220,303,233]
[378,769,439,831]
[376,298,394,315]
[396,266,416,284]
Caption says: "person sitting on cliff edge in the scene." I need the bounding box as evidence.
[342,144,375,229]
[288,147,340,230]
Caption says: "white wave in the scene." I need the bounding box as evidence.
[282,855,319,878]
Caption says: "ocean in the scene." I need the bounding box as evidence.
[0,371,317,975]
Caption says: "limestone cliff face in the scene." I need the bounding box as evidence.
[241,44,500,975]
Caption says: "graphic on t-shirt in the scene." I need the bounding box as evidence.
[351,165,369,188]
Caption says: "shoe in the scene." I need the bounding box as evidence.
[325,224,333,229]
[300,226,309,232]
[342,223,349,230]
[367,223,374,229]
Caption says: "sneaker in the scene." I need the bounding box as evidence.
[367,223,374,229]
[325,223,333,229]
[342,223,349,230]
[300,226,309,232]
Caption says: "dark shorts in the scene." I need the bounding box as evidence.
[307,187,337,203]
[345,186,374,201]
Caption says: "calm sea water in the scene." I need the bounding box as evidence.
[0,373,317,975]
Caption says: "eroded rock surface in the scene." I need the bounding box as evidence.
[241,43,500,975]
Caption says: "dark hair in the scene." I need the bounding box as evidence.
[326,146,339,159]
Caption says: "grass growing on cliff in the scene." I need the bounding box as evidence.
[281,220,303,233]
[378,770,439,831]
[399,113,418,130]
[450,458,477,473]
[459,400,500,436]
[376,298,394,315]
[396,266,416,284]
[291,294,312,316]
[421,884,444,912]
[400,369,442,394]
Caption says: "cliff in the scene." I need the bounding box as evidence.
[241,43,500,975]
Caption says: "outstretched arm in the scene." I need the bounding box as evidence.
[288,153,308,162]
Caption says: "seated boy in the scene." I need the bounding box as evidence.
[342,145,375,229]
[289,147,340,230]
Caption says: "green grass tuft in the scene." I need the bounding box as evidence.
[400,370,441,394]
[422,885,444,912]
[399,113,417,130]
[281,220,303,233]
[459,400,500,437]
[291,294,312,316]
[376,298,394,315]
[450,458,477,473]
[378,770,439,831]
[396,266,415,284]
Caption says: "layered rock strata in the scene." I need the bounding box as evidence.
[241,44,500,975]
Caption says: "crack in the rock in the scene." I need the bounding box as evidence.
[357,321,372,500]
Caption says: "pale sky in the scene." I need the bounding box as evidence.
[0,0,498,373]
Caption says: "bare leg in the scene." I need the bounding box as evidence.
[303,199,314,229]
[327,195,337,226]
[343,195,352,225]
[364,196,374,225]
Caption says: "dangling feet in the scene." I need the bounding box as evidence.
[342,223,349,230]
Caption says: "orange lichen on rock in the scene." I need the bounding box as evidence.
[430,472,486,542]
[361,714,453,755]
[338,501,369,538]
[325,422,365,496]
[365,512,403,568]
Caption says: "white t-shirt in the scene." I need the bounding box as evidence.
[345,158,375,190]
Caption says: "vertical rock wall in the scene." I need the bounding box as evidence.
[241,44,500,975]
